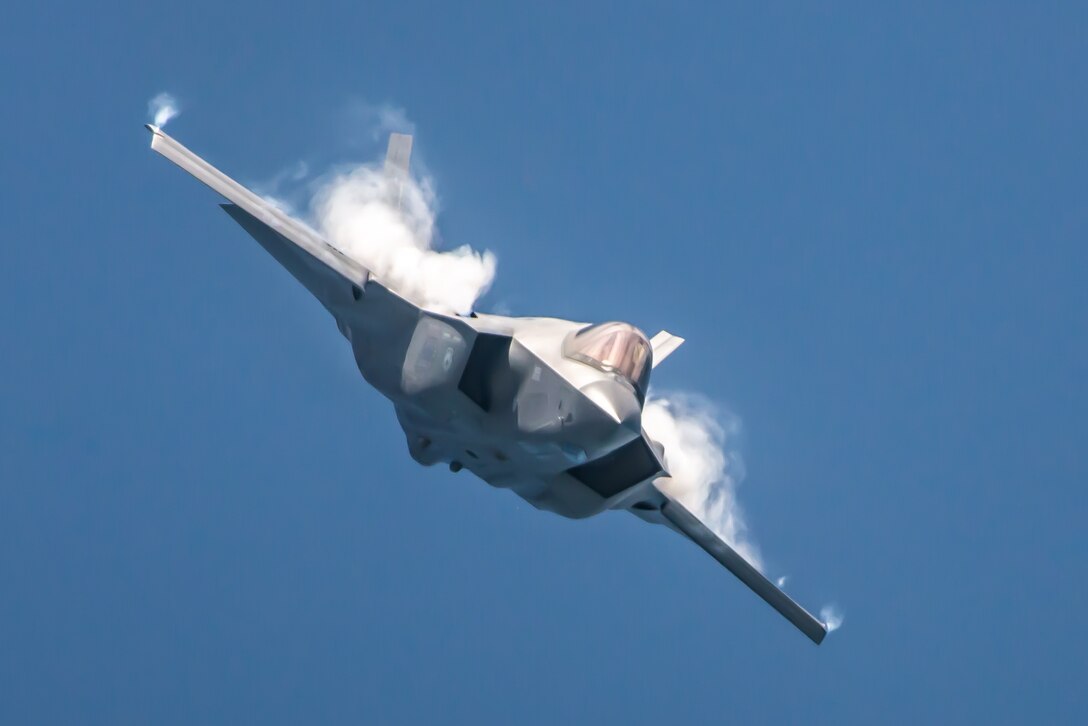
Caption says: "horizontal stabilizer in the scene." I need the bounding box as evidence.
[650,330,684,368]
[660,492,828,644]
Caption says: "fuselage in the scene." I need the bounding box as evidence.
[341,281,665,519]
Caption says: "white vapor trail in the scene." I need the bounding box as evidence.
[345,101,416,143]
[311,156,496,314]
[820,604,844,632]
[148,92,179,128]
[641,393,762,570]
[254,160,311,216]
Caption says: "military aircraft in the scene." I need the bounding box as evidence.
[146,124,829,644]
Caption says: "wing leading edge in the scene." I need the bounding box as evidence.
[658,491,828,644]
[145,124,369,309]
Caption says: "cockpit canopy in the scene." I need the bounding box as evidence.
[562,322,652,394]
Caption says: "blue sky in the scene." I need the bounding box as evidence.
[2,2,1086,723]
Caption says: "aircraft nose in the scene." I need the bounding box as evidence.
[580,380,642,431]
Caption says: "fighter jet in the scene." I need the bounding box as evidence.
[146,125,829,644]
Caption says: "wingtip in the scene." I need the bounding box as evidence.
[145,124,163,148]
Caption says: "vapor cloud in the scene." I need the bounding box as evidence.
[642,393,762,570]
[254,160,311,217]
[360,102,415,141]
[310,150,496,315]
[148,92,179,128]
[820,604,844,632]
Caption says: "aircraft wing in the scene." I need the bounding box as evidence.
[658,491,829,644]
[145,124,369,311]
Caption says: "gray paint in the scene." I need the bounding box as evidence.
[147,125,827,644]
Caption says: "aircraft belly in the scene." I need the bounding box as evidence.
[395,396,615,518]
[499,473,608,518]
[348,298,653,519]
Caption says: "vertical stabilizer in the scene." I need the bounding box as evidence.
[650,330,685,368]
[384,133,413,210]
[384,133,413,178]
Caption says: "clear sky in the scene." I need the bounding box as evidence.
[2,2,1086,723]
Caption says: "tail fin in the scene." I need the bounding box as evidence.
[384,133,413,175]
[383,133,413,210]
[650,330,685,368]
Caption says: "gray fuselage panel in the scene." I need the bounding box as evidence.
[343,282,662,518]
